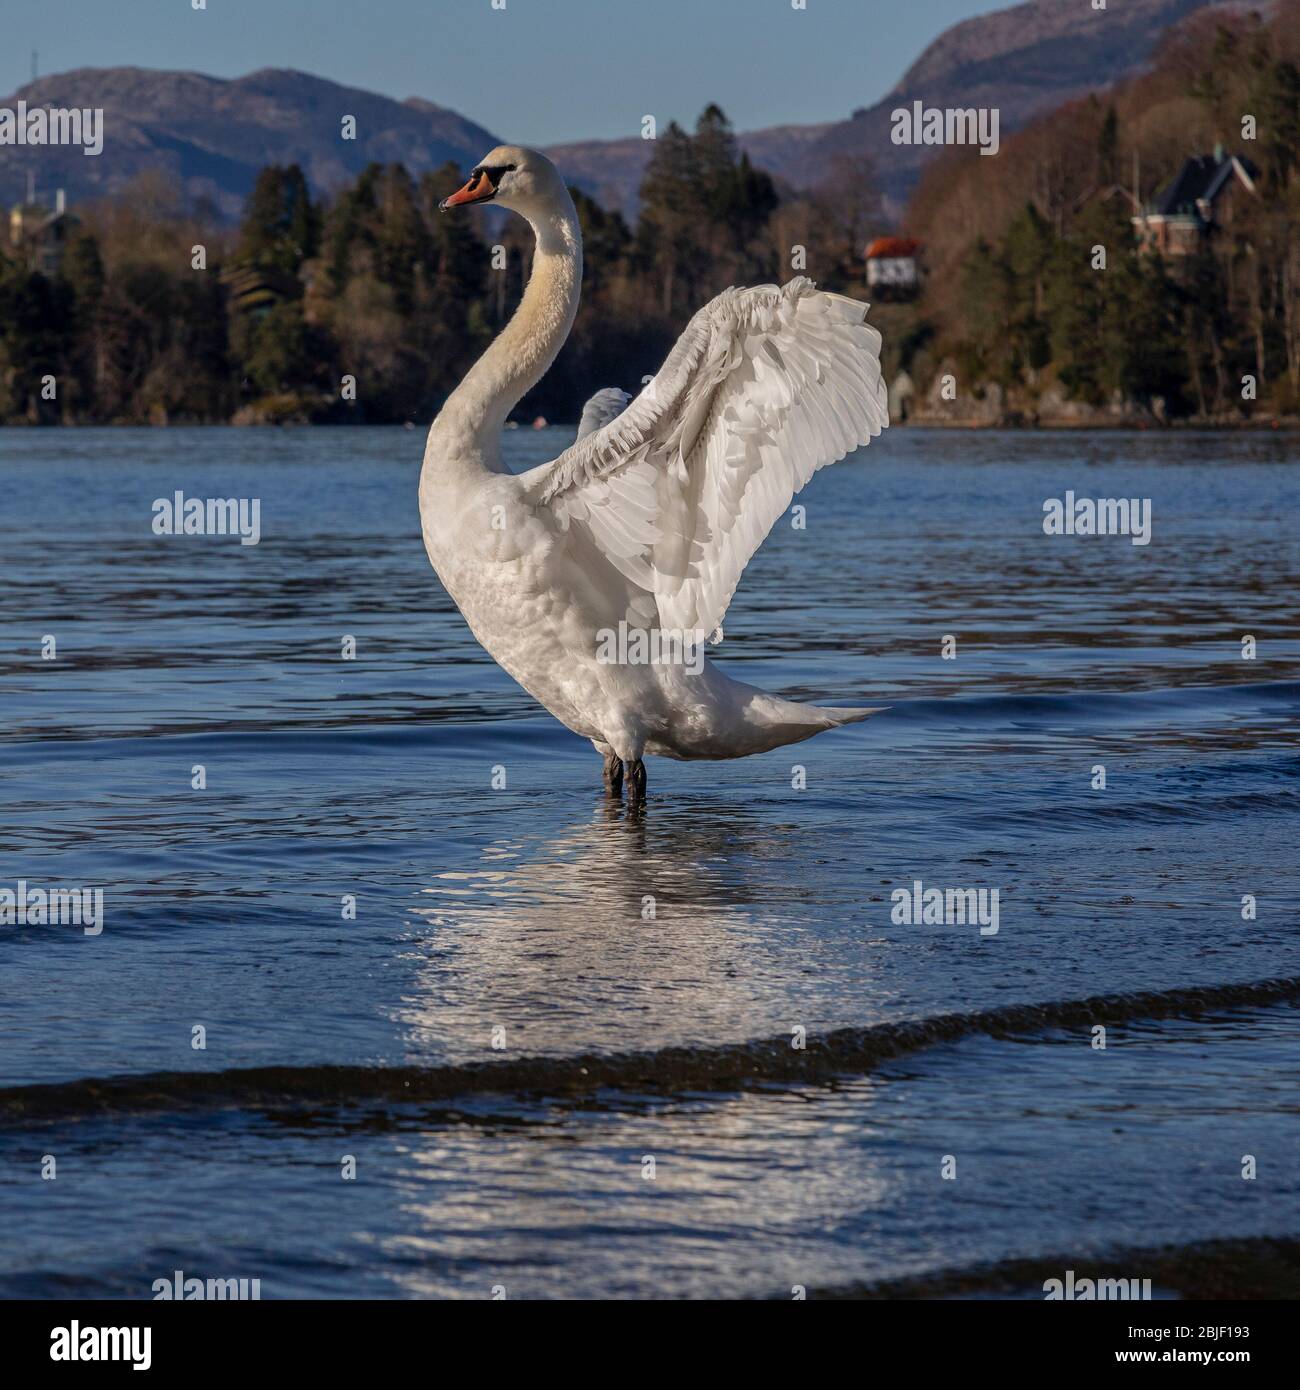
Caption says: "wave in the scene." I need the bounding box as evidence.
[3,975,1298,1124]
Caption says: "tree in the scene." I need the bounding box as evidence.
[237,165,319,275]
[1098,105,1120,187]
[637,120,699,315]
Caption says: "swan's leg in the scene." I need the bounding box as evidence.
[627,758,647,802]
[603,751,624,796]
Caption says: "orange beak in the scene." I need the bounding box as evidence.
[439,171,496,210]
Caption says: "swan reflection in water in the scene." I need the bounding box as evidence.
[384,798,893,1299]
[398,796,841,1062]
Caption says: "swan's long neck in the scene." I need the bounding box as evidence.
[433,194,582,450]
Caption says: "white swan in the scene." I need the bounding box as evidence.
[422,146,889,798]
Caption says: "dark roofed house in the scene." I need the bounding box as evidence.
[218,262,302,318]
[1133,146,1258,258]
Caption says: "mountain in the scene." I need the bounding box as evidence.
[0,0,1254,223]
[545,121,834,221]
[544,0,1240,214]
[0,67,500,219]
[794,0,1246,205]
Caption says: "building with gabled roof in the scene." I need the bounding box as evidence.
[1133,146,1259,258]
[865,236,921,299]
[8,189,77,276]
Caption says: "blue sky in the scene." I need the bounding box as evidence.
[5,0,1001,145]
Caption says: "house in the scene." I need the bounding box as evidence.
[865,236,922,299]
[8,189,77,276]
[1133,146,1258,257]
[218,262,302,318]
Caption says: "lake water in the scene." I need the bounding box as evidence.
[1,425,1297,1298]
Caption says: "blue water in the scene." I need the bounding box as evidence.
[1,425,1297,1298]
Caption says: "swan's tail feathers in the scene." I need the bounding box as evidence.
[819,704,888,726]
[754,700,886,753]
[726,684,888,755]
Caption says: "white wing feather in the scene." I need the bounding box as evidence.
[521,277,887,639]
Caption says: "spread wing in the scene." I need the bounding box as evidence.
[520,277,887,639]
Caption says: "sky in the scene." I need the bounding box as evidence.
[3,0,1003,146]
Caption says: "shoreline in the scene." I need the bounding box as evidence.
[2,418,1300,432]
[902,416,1300,432]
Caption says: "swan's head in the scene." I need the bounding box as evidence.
[438,145,565,218]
